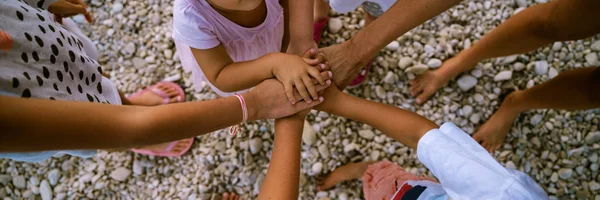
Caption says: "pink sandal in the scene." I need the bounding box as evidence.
[129,82,194,157]
[313,17,328,44]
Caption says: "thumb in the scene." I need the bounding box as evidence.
[302,48,317,59]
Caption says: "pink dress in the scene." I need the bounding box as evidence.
[172,0,284,97]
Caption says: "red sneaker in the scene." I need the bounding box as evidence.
[313,17,328,44]
[347,62,372,88]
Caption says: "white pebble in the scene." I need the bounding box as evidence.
[302,120,317,145]
[548,67,558,78]
[493,70,512,81]
[530,114,543,126]
[249,137,263,154]
[358,129,375,140]
[457,75,478,91]
[534,60,549,75]
[427,58,442,69]
[513,62,525,71]
[328,18,343,34]
[398,57,413,69]
[558,168,573,179]
[47,169,60,186]
[386,41,400,51]
[311,162,323,174]
[516,0,527,7]
[585,53,599,66]
[592,41,600,51]
[405,64,429,74]
[12,176,26,189]
[40,180,52,200]
[111,3,123,12]
[110,167,131,182]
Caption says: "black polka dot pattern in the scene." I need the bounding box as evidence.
[21,52,28,63]
[86,94,93,102]
[50,55,56,64]
[42,66,49,78]
[69,51,75,62]
[96,82,102,94]
[37,0,45,8]
[12,78,19,88]
[21,89,31,98]
[34,35,43,47]
[63,62,69,72]
[69,71,74,80]
[56,70,63,82]
[56,38,63,46]
[78,70,83,80]
[16,11,23,21]
[48,24,55,32]
[91,73,96,82]
[24,32,32,41]
[36,13,44,21]
[32,51,39,61]
[23,72,30,80]
[53,83,58,91]
[36,76,43,86]
[59,31,65,39]
[77,84,82,93]
[51,44,58,55]
[38,25,45,33]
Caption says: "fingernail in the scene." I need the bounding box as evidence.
[328,71,332,77]
[307,100,312,104]
[319,97,324,101]
[326,80,331,85]
[311,49,316,54]
[321,64,326,69]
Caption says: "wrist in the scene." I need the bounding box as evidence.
[242,92,259,121]
[344,34,372,67]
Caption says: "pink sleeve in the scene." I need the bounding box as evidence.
[172,1,220,49]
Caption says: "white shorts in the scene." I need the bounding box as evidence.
[416,123,548,200]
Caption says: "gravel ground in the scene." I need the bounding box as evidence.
[2,0,600,199]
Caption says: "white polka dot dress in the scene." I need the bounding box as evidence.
[0,0,121,162]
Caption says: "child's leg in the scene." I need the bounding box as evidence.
[410,0,600,104]
[474,66,600,152]
[316,161,376,191]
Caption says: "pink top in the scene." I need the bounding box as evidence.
[172,0,284,97]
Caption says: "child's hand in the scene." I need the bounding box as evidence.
[48,0,93,24]
[272,53,329,104]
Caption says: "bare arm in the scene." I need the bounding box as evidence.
[322,0,463,88]
[0,79,331,152]
[317,87,437,149]
[257,116,305,200]
[281,0,317,55]
[191,45,278,93]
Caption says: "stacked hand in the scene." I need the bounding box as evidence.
[272,49,329,105]
[48,0,93,24]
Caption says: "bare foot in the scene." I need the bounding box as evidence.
[222,192,240,200]
[473,91,523,153]
[133,139,194,156]
[410,57,466,104]
[316,161,375,191]
[128,84,182,106]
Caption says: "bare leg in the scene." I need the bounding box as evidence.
[313,0,329,23]
[410,0,600,104]
[316,161,376,191]
[474,67,600,152]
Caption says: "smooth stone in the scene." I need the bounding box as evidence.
[302,120,317,145]
[493,70,512,81]
[558,168,573,180]
[0,175,11,185]
[548,67,558,79]
[516,0,527,7]
[427,58,442,69]
[530,114,543,126]
[328,18,342,33]
[461,105,473,117]
[110,167,131,182]
[249,137,263,154]
[502,55,518,64]
[375,86,386,99]
[12,176,26,189]
[534,60,549,75]
[405,64,428,74]
[469,113,481,124]
[586,131,600,144]
[358,129,375,140]
[386,41,400,51]
[312,162,323,174]
[133,160,143,175]
[590,181,600,191]
[318,145,330,159]
[40,180,52,200]
[550,172,558,182]
[457,75,477,91]
[383,71,395,84]
[398,57,413,69]
[47,169,60,186]
[592,40,600,51]
[526,80,535,88]
[585,53,599,66]
[132,57,147,69]
[111,3,123,12]
[552,42,563,51]
[513,62,525,71]
[471,68,483,78]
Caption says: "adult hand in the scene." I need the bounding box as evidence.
[48,0,93,23]
[319,42,371,89]
[247,73,332,120]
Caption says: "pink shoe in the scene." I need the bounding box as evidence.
[348,62,372,88]
[129,82,194,157]
[313,17,328,44]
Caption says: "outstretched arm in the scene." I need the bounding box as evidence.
[258,115,305,200]
[321,0,463,88]
[317,87,437,149]
[281,0,317,55]
[0,79,330,152]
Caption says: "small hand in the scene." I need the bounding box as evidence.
[273,53,329,104]
[48,0,93,24]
